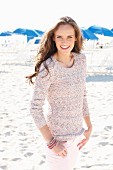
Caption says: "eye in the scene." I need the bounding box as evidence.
[67,36,73,39]
[56,36,62,39]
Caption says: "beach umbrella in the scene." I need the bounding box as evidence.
[81,28,98,40]
[88,25,113,37]
[35,29,44,36]
[34,37,42,44]
[13,28,39,37]
[34,39,40,44]
[0,31,12,36]
[13,28,41,42]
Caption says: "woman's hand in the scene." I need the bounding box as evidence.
[77,126,92,150]
[52,141,67,158]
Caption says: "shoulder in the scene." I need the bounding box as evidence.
[73,52,86,63]
[38,57,54,78]
[74,52,86,59]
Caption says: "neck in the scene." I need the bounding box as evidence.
[55,52,73,64]
[54,52,74,68]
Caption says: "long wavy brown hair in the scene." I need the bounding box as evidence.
[26,16,84,84]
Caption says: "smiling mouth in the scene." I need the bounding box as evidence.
[60,46,70,50]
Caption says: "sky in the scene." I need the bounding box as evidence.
[0,0,113,32]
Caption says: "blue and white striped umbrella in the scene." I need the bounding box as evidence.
[88,25,113,37]
[81,28,99,40]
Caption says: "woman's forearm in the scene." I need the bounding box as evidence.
[39,124,53,143]
[83,115,92,130]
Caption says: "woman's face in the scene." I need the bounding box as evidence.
[53,24,76,54]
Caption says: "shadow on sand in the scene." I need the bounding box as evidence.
[86,74,113,82]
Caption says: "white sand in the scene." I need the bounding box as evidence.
[0,47,113,170]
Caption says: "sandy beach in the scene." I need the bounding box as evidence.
[0,47,113,170]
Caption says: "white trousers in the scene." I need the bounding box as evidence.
[45,136,81,170]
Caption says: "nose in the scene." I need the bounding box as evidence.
[61,39,68,44]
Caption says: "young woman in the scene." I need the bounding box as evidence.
[26,16,92,170]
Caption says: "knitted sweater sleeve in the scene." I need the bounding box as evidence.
[30,64,51,128]
[82,54,90,117]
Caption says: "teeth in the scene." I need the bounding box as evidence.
[61,46,69,49]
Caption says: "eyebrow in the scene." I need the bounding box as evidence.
[56,34,75,36]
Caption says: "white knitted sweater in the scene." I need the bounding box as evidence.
[30,52,89,141]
